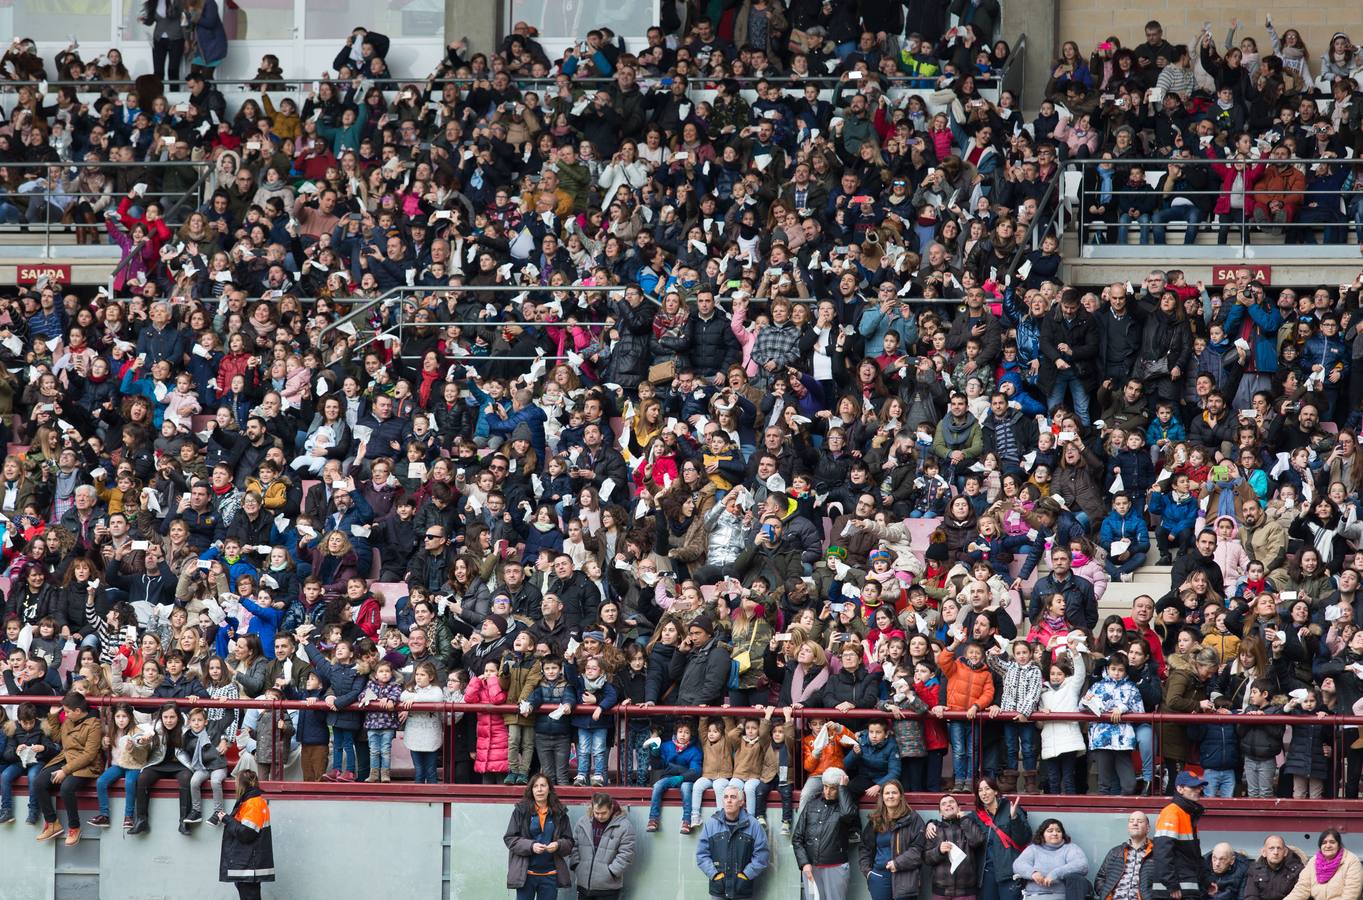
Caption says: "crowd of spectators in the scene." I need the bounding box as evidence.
[1,5,1363,888]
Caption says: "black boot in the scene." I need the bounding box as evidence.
[128,818,149,835]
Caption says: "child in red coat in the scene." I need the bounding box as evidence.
[463,661,510,781]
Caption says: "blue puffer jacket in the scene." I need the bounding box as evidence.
[1300,334,1350,381]
[1223,301,1283,375]
[1099,508,1151,555]
[652,737,703,781]
[526,677,580,736]
[1186,719,1241,771]
[851,731,902,785]
[1148,490,1199,536]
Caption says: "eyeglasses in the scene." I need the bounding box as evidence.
[424,533,444,540]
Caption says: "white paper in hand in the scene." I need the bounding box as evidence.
[599,478,616,502]
[1109,539,1131,557]
[948,843,968,873]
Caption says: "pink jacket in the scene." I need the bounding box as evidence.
[1212,532,1250,594]
[1073,554,1110,602]
[463,674,510,774]
[1051,120,1099,157]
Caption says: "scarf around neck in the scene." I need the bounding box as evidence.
[1316,851,1343,885]
[791,662,829,704]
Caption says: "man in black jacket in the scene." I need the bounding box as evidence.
[1094,812,1156,900]
[405,524,456,593]
[606,65,646,141]
[1241,835,1304,900]
[668,615,730,706]
[569,423,628,495]
[549,554,598,630]
[791,768,859,898]
[1096,281,1144,391]
[686,290,740,379]
[1169,530,1225,592]
[981,392,1039,470]
[1039,288,1100,426]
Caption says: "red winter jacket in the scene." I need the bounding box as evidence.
[464,674,510,774]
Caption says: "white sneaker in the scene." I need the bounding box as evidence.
[1120,572,1134,582]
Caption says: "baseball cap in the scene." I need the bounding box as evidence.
[1175,771,1207,789]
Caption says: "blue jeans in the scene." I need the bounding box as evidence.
[949,721,974,784]
[411,750,438,783]
[95,765,140,818]
[981,867,1024,900]
[1003,721,1038,770]
[575,727,608,778]
[1152,205,1204,244]
[1047,370,1091,424]
[625,721,652,786]
[1134,724,1154,783]
[0,762,40,810]
[1118,212,1153,244]
[1105,551,1148,578]
[1203,767,1237,798]
[515,872,559,900]
[331,727,357,774]
[368,728,395,771]
[648,775,694,822]
[692,776,722,822]
[867,868,895,900]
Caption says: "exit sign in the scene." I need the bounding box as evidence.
[1211,265,1271,285]
[16,264,71,286]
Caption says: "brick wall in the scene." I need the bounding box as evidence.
[1053,1,1350,72]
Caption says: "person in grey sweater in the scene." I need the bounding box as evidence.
[1012,819,1091,900]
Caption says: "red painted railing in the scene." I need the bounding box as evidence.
[11,695,1362,799]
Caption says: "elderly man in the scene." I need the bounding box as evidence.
[1204,842,1250,900]
[134,300,190,366]
[59,485,105,554]
[791,767,859,900]
[697,784,770,899]
[1095,812,1156,900]
[1242,835,1305,900]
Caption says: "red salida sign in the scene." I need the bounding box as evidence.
[16,264,71,286]
[1211,265,1271,285]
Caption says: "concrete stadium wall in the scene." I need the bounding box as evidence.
[2,796,1360,900]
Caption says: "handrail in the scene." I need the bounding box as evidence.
[341,283,626,354]
[1,73,1003,90]
[11,695,1363,727]
[1000,32,1027,105]
[1050,155,1362,248]
[0,160,215,167]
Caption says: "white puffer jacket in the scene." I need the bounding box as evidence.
[1039,650,1087,760]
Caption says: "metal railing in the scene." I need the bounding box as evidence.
[1000,32,1027,106]
[1049,156,1363,253]
[0,158,213,263]
[9,693,1360,796]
